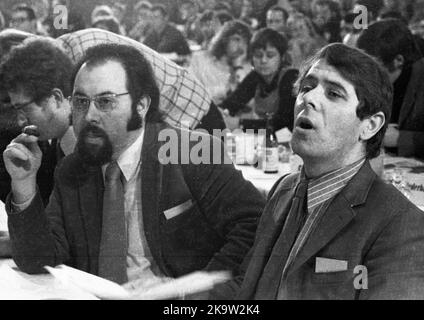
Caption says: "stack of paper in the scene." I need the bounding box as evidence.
[45,264,231,300]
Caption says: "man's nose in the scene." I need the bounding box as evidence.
[301,87,321,110]
[84,101,101,123]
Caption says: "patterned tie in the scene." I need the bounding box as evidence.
[254,178,308,299]
[98,161,128,284]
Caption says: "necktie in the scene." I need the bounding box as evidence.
[98,161,128,284]
[254,178,308,299]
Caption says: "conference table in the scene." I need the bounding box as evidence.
[0,154,423,299]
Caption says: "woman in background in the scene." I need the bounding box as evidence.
[188,20,252,105]
[220,28,298,131]
[287,12,327,69]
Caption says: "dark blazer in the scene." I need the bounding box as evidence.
[7,122,265,279]
[397,58,424,159]
[214,161,424,299]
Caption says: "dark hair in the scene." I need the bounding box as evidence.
[0,28,33,59]
[313,0,341,19]
[200,9,233,24]
[12,4,36,21]
[0,37,74,104]
[293,43,393,159]
[210,19,251,59]
[250,28,288,58]
[378,10,406,23]
[343,11,358,24]
[267,5,289,22]
[92,16,121,34]
[216,10,234,24]
[71,43,162,125]
[151,4,168,17]
[357,18,422,67]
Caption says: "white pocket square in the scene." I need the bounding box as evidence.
[163,199,193,220]
[315,257,348,273]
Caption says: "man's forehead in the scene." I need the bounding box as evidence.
[74,60,127,91]
[305,60,355,89]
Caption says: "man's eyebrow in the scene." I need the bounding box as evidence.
[323,79,348,95]
[301,74,318,84]
[72,90,115,96]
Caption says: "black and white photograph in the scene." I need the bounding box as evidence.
[0,0,424,306]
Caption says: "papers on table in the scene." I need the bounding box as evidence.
[45,264,231,300]
[0,264,98,300]
[127,271,231,300]
[0,262,231,300]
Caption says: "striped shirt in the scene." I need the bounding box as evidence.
[282,158,366,279]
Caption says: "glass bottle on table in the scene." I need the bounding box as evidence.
[263,112,279,174]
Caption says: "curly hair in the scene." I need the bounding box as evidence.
[209,19,251,60]
[0,37,74,104]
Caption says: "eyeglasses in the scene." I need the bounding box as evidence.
[11,99,35,112]
[70,92,130,113]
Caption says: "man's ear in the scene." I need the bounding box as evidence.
[51,88,65,103]
[359,111,385,141]
[137,95,151,119]
[393,54,405,71]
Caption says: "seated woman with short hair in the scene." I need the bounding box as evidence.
[220,28,298,131]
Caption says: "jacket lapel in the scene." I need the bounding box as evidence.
[140,122,169,274]
[77,165,103,273]
[287,161,376,276]
[239,174,299,298]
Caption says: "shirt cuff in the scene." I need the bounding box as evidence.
[10,193,36,214]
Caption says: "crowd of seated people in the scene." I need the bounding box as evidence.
[0,0,423,161]
[1,0,424,301]
[0,1,423,158]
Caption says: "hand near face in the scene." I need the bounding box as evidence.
[384,124,400,148]
[3,128,42,203]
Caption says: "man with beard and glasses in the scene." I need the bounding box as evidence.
[210,43,424,300]
[2,43,265,293]
[0,27,227,208]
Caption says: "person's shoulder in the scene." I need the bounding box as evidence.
[367,175,424,223]
[268,172,299,199]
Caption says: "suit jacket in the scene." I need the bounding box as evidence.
[6,122,265,279]
[214,161,424,299]
[397,58,424,159]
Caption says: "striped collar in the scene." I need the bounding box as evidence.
[302,158,366,214]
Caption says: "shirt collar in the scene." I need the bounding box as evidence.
[307,158,366,188]
[102,128,145,182]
